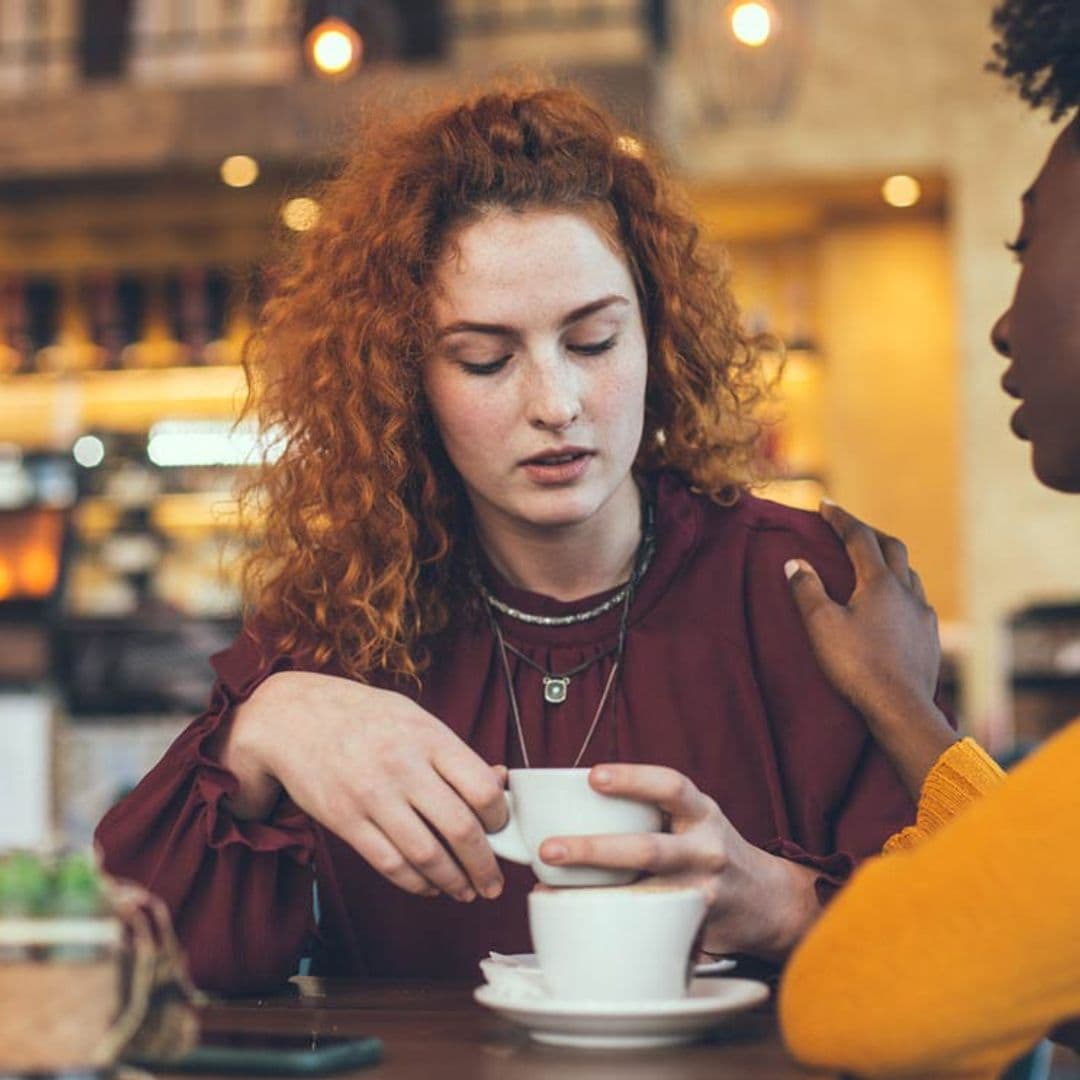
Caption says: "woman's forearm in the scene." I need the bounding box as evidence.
[764,856,822,962]
[218,676,287,820]
[860,696,958,802]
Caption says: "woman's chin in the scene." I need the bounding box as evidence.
[1032,447,1080,493]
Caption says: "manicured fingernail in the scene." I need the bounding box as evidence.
[483,879,504,899]
[592,767,613,786]
[543,842,567,862]
[784,559,801,580]
[821,497,837,507]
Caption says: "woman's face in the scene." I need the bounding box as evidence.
[992,117,1080,492]
[424,207,648,539]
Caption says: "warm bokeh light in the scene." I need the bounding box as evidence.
[306,17,362,78]
[72,434,105,468]
[19,548,58,596]
[882,174,922,208]
[730,2,773,47]
[220,155,259,189]
[0,561,13,602]
[616,134,644,158]
[281,197,322,232]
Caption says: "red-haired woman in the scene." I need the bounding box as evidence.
[97,83,915,992]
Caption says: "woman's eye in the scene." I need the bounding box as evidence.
[568,335,617,356]
[461,355,510,375]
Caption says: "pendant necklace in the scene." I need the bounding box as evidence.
[478,500,653,767]
[495,637,620,705]
[486,579,634,768]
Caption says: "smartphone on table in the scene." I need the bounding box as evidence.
[127,1030,382,1074]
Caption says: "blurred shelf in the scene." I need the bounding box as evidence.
[1011,673,1080,690]
[0,366,247,450]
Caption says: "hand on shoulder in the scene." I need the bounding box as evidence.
[784,501,957,799]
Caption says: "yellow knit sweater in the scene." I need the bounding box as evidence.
[780,726,1080,1078]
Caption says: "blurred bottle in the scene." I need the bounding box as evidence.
[203,268,254,366]
[35,276,107,374]
[168,267,210,364]
[120,273,190,369]
[0,276,33,375]
[86,271,126,370]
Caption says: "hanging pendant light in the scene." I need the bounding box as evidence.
[680,0,814,122]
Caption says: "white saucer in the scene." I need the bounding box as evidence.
[485,951,736,976]
[474,976,770,1049]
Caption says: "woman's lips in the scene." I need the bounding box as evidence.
[521,451,593,484]
[1010,402,1029,439]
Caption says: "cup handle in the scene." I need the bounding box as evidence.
[485,791,531,865]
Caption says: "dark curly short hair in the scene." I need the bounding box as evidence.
[989,0,1080,121]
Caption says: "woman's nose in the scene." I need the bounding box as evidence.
[991,308,1012,358]
[526,361,580,431]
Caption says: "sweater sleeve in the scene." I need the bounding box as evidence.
[883,738,1005,854]
[779,719,1080,1079]
[94,626,318,995]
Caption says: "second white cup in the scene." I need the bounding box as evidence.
[528,885,707,1002]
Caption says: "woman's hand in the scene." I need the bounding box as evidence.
[538,765,822,963]
[784,500,957,799]
[221,671,508,903]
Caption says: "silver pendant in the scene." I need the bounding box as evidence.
[543,676,569,704]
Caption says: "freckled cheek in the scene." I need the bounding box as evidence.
[593,365,647,440]
[440,392,517,462]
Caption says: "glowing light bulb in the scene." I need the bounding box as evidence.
[220,155,259,189]
[882,174,922,208]
[307,18,362,78]
[281,197,321,232]
[730,2,772,47]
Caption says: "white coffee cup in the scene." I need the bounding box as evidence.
[485,768,662,887]
[528,885,707,1002]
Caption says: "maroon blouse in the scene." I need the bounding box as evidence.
[96,473,916,992]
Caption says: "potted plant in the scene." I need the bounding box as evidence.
[0,850,200,1076]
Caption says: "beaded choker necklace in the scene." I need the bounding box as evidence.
[471,500,655,628]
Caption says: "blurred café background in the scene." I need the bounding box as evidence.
[2,0,1079,853]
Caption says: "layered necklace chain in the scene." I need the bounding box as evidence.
[474,507,655,627]
[478,500,655,769]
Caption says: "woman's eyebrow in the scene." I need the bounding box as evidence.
[558,294,630,328]
[437,294,629,340]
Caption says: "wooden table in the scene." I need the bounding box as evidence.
[155,976,837,1079]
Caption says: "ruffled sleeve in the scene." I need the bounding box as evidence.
[95,626,318,994]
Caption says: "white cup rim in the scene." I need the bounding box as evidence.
[507,767,591,777]
[528,885,704,904]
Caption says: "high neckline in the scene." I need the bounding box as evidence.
[473,471,703,648]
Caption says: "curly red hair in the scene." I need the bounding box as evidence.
[240,80,770,683]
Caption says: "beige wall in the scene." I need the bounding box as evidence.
[819,220,960,621]
[665,0,1080,746]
